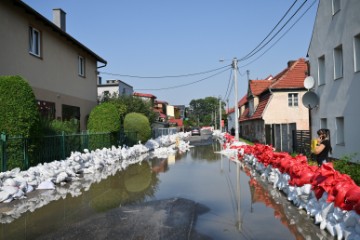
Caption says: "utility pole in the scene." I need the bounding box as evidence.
[232,58,239,141]
[219,97,222,132]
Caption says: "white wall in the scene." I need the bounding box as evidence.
[307,0,360,161]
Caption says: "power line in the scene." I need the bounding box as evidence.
[239,0,299,61]
[238,0,309,62]
[223,70,233,102]
[135,67,231,91]
[99,64,231,79]
[238,0,317,69]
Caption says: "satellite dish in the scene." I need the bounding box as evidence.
[302,91,319,109]
[304,76,315,90]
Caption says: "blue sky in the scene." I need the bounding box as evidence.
[22,0,318,106]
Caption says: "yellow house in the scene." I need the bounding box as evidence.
[0,0,107,130]
[239,58,310,152]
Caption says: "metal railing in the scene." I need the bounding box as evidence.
[152,127,178,139]
[0,130,138,172]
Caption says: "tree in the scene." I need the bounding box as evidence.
[188,96,225,127]
[100,95,157,124]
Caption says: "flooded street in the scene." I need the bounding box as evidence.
[0,136,333,240]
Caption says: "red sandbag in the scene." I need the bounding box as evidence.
[343,187,360,213]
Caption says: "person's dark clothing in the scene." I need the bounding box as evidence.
[316,139,331,166]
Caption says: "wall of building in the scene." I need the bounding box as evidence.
[263,92,309,130]
[0,1,100,130]
[307,0,360,161]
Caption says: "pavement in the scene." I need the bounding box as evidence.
[38,198,212,240]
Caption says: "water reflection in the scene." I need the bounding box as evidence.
[0,142,333,240]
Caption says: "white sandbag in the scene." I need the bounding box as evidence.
[326,221,336,237]
[37,180,55,190]
[334,223,344,240]
[321,202,334,219]
[1,185,18,195]
[314,212,323,225]
[0,191,11,202]
[343,211,358,228]
[55,172,68,184]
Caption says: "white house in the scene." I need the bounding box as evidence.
[97,79,133,100]
[307,0,360,162]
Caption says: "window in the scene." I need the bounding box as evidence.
[78,56,85,77]
[354,34,360,72]
[320,118,327,129]
[336,117,345,145]
[29,26,41,57]
[332,0,340,15]
[37,100,55,119]
[288,93,298,107]
[318,55,325,85]
[248,99,254,116]
[334,45,343,79]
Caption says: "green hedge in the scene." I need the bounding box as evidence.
[87,102,121,133]
[124,113,151,144]
[0,75,40,170]
[0,75,40,137]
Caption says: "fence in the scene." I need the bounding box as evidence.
[152,127,178,139]
[292,130,311,155]
[0,130,138,172]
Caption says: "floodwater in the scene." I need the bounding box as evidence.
[0,138,333,240]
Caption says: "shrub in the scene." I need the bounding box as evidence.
[87,102,121,133]
[0,75,40,137]
[124,112,151,144]
[87,103,121,150]
[51,118,80,134]
[0,76,40,170]
[333,153,360,185]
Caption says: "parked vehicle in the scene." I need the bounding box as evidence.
[191,127,201,136]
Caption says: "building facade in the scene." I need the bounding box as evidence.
[239,58,310,152]
[97,79,133,101]
[0,0,107,130]
[307,0,360,161]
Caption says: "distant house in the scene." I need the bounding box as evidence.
[133,92,157,106]
[0,0,107,130]
[239,58,309,152]
[154,100,168,122]
[307,0,360,162]
[97,79,133,101]
[173,105,186,119]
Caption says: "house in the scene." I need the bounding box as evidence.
[154,100,168,122]
[173,105,186,119]
[307,0,360,162]
[97,79,133,101]
[0,0,107,130]
[133,92,157,106]
[239,58,309,152]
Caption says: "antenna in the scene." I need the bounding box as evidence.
[304,76,315,90]
[302,91,319,109]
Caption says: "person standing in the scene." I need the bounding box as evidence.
[311,129,332,166]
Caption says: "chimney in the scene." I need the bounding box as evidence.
[53,8,66,31]
[287,60,296,68]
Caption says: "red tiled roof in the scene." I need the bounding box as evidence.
[249,80,272,96]
[270,58,308,89]
[240,94,271,122]
[133,92,157,99]
[155,100,168,104]
[238,95,248,106]
[227,107,235,114]
[168,118,183,126]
